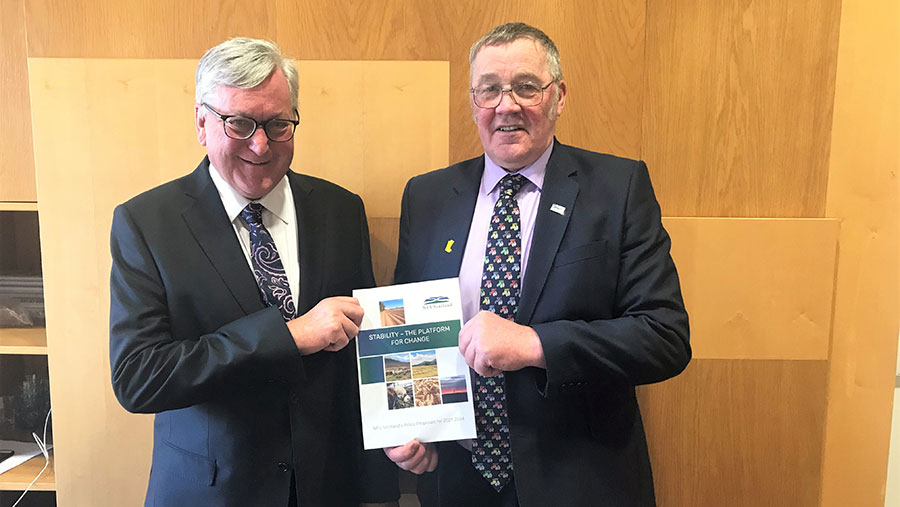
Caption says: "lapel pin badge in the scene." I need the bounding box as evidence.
[550,203,566,216]
[444,239,454,253]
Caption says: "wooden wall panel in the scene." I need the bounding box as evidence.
[27,57,447,505]
[29,58,183,506]
[639,359,828,507]
[294,61,449,218]
[368,217,399,287]
[643,0,841,217]
[276,0,450,60]
[820,0,900,504]
[552,1,645,159]
[665,218,839,360]
[24,0,276,58]
[30,59,205,205]
[0,0,36,201]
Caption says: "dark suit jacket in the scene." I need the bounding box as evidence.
[109,158,398,506]
[394,141,691,507]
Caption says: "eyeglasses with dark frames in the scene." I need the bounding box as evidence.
[202,103,299,142]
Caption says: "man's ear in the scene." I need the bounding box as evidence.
[469,92,480,124]
[194,103,207,146]
[554,80,567,118]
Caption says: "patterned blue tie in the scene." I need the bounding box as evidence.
[241,203,296,321]
[471,173,526,492]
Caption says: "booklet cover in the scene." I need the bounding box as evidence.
[353,278,476,449]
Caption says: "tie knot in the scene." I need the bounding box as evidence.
[499,174,527,198]
[241,202,265,227]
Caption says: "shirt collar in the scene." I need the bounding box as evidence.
[482,142,553,195]
[208,163,292,226]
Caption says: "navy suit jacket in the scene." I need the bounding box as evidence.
[109,158,398,506]
[394,141,691,507]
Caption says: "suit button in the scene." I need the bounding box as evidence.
[277,462,290,472]
[290,393,299,404]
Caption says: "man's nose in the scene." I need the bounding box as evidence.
[247,127,270,154]
[494,89,522,113]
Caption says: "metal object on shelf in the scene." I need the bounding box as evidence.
[0,276,44,327]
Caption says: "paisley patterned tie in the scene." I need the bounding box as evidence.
[241,203,296,321]
[471,173,526,492]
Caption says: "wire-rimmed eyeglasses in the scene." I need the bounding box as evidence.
[470,81,554,109]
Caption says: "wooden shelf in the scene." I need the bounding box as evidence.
[0,203,38,212]
[0,452,55,491]
[0,328,47,355]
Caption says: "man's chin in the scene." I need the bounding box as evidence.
[235,179,278,200]
[490,150,532,171]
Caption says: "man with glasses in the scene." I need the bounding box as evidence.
[109,37,399,506]
[384,22,690,506]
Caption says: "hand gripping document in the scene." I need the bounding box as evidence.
[354,278,476,449]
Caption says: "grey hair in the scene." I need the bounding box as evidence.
[195,37,299,110]
[469,22,563,82]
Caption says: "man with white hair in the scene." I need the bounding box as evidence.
[109,37,399,506]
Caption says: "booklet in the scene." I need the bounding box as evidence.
[353,278,476,449]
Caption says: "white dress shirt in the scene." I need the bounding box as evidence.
[208,165,300,301]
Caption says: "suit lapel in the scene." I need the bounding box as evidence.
[287,172,320,312]
[181,158,264,316]
[518,142,578,324]
[438,158,483,278]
